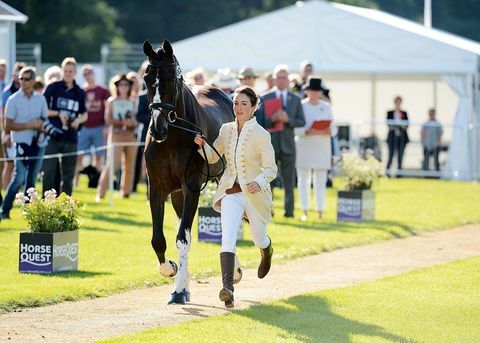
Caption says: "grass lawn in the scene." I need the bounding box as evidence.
[108,256,480,343]
[0,178,479,313]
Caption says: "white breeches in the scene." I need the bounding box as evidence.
[220,193,270,253]
[297,168,328,211]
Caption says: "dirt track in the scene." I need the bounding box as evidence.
[1,225,479,342]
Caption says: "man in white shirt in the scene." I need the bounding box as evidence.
[2,66,48,219]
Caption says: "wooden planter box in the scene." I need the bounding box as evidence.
[19,230,79,274]
[198,207,244,243]
[337,190,375,222]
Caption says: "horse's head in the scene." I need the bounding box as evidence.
[143,39,183,143]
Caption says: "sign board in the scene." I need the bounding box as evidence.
[19,230,78,273]
[198,207,244,243]
[337,190,375,222]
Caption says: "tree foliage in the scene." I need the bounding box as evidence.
[6,0,124,62]
[6,0,480,62]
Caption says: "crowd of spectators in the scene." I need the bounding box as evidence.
[0,57,443,220]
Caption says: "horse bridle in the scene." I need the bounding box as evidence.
[147,61,182,124]
[146,60,226,192]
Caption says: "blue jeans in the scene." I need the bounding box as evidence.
[2,146,45,216]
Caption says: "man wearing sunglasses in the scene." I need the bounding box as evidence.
[1,66,48,219]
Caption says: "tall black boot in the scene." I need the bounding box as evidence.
[219,252,235,308]
[258,237,273,279]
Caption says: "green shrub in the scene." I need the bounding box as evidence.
[15,188,84,233]
[341,153,384,190]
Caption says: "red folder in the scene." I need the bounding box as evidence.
[311,120,331,130]
[264,98,284,133]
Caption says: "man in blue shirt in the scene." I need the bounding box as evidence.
[2,66,48,219]
[43,57,87,196]
[2,62,26,192]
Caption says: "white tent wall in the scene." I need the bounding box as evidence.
[322,74,458,170]
[173,1,479,73]
[172,0,480,180]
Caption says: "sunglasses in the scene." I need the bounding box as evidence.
[19,77,33,81]
[117,82,130,87]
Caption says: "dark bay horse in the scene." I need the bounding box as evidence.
[142,40,234,304]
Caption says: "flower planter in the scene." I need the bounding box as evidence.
[337,190,375,222]
[198,207,244,243]
[19,230,79,274]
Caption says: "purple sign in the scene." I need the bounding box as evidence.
[19,232,53,273]
[337,190,375,222]
[19,231,79,273]
[198,207,244,243]
[198,207,222,242]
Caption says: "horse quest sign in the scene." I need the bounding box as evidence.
[19,230,79,273]
[198,207,243,242]
[337,190,375,221]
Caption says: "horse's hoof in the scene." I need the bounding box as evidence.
[168,260,178,277]
[158,260,178,277]
[183,289,191,302]
[167,290,187,305]
[234,255,242,284]
[234,267,242,284]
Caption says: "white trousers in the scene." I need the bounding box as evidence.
[297,168,328,211]
[220,192,270,253]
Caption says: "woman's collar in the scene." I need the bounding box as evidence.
[236,116,256,127]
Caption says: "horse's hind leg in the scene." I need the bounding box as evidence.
[168,188,199,304]
[149,180,177,278]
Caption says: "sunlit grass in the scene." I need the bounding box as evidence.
[108,257,480,342]
[0,177,479,312]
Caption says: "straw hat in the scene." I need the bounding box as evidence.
[211,68,238,90]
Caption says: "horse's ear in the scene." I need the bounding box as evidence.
[143,40,155,58]
[162,39,173,58]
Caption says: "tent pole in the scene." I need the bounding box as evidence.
[371,74,376,137]
[473,60,480,180]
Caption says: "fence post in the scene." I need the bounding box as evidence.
[101,44,110,85]
[109,142,114,209]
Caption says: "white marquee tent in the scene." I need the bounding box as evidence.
[173,0,480,180]
[0,1,27,77]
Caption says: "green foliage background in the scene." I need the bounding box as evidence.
[5,0,480,62]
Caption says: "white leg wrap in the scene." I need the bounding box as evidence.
[174,231,191,293]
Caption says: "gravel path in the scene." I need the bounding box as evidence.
[1,225,479,342]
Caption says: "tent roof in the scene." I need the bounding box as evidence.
[172,0,480,74]
[0,1,27,23]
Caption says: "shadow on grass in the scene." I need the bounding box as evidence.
[45,270,112,278]
[198,240,255,248]
[79,225,121,232]
[84,212,151,227]
[237,295,412,342]
[274,219,417,238]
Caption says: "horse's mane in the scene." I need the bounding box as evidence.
[181,83,203,123]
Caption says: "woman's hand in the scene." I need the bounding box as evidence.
[194,134,206,147]
[246,181,261,194]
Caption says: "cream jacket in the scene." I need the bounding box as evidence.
[198,117,277,224]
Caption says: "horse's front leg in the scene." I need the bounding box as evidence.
[149,179,177,278]
[168,187,200,304]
